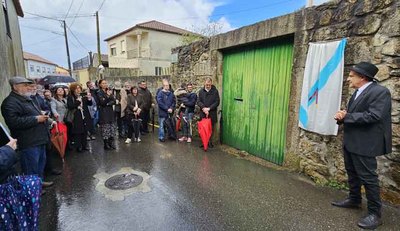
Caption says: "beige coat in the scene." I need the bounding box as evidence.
[120,89,128,117]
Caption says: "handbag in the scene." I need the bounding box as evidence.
[0,175,42,230]
[64,109,76,124]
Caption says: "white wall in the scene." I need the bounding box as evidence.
[139,59,171,76]
[25,60,57,79]
[148,30,181,61]
[107,28,182,74]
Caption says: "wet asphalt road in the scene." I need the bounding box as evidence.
[40,132,400,231]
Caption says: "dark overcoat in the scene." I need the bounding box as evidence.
[97,90,116,124]
[66,95,92,134]
[197,85,220,124]
[343,82,392,157]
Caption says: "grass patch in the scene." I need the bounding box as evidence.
[326,180,349,190]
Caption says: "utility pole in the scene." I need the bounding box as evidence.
[63,20,72,75]
[96,11,102,75]
[306,0,313,7]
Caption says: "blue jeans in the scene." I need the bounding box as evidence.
[182,112,193,138]
[158,117,166,140]
[93,111,99,130]
[19,145,47,178]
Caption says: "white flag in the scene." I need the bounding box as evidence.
[299,39,346,135]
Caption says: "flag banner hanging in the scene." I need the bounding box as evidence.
[299,39,346,136]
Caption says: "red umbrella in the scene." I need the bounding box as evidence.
[50,122,68,161]
[197,117,212,151]
[176,111,182,132]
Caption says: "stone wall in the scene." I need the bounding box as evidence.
[170,0,400,204]
[171,38,212,92]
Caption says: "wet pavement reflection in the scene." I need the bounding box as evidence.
[40,132,400,230]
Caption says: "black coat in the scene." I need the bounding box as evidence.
[197,85,220,124]
[97,90,116,124]
[89,88,100,107]
[66,95,92,134]
[184,92,198,113]
[138,87,153,111]
[126,94,144,117]
[343,82,392,157]
[1,91,49,150]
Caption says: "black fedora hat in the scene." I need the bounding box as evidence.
[350,62,379,79]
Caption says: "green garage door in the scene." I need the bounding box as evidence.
[222,39,293,165]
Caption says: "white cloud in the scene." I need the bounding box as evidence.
[313,0,331,5]
[19,0,233,67]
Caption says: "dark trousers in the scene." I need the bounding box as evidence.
[140,109,150,132]
[115,111,123,135]
[73,133,87,150]
[127,117,141,139]
[45,143,58,173]
[344,147,381,216]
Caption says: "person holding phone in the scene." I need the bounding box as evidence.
[66,83,92,152]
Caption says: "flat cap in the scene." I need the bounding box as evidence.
[9,76,34,86]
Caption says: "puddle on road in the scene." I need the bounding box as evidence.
[93,167,151,201]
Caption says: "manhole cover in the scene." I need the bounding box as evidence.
[105,174,143,190]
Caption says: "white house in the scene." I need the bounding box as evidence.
[23,51,57,79]
[104,20,192,76]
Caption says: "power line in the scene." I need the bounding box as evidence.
[70,0,86,27]
[25,11,61,21]
[20,25,63,35]
[97,0,106,11]
[24,36,63,47]
[64,0,76,20]
[66,24,90,51]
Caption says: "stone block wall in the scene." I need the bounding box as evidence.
[171,38,212,92]
[170,0,400,204]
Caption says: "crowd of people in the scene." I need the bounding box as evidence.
[0,76,220,189]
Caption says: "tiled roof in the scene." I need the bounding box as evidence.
[104,20,192,41]
[23,52,56,66]
[137,20,191,35]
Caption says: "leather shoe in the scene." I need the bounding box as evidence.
[358,214,382,230]
[42,181,54,188]
[51,169,62,175]
[331,198,361,209]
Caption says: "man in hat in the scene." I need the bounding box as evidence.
[333,62,392,229]
[1,76,54,190]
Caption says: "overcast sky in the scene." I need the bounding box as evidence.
[19,0,330,69]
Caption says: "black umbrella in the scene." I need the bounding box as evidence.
[38,75,76,85]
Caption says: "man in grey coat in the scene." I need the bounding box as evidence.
[333,62,392,230]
